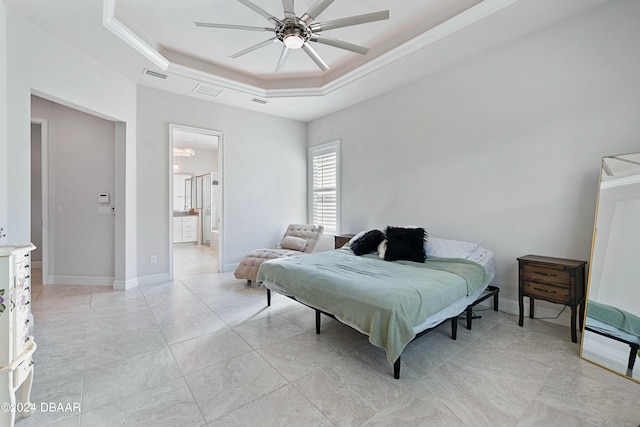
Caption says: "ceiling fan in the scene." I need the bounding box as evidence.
[195,0,389,72]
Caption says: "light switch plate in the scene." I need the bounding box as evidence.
[98,206,112,215]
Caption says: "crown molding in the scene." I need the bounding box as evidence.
[103,0,170,70]
[103,0,519,98]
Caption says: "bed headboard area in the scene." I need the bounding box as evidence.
[346,227,496,283]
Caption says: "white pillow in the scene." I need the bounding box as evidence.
[426,237,479,259]
[280,236,307,251]
[348,230,368,245]
[377,240,387,259]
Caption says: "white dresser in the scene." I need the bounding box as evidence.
[0,244,37,426]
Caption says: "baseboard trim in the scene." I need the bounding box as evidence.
[135,273,171,287]
[47,275,114,286]
[582,332,632,372]
[473,291,572,328]
[113,277,139,290]
[223,263,239,273]
[44,274,169,290]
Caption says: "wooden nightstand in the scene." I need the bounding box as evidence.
[517,255,586,343]
[334,234,355,249]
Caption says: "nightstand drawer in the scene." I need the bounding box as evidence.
[334,234,355,249]
[523,280,569,303]
[522,264,570,285]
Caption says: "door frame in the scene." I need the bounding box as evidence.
[31,117,49,284]
[168,123,224,278]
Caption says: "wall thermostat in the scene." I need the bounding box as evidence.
[98,193,110,204]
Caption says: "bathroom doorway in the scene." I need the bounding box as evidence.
[169,124,223,278]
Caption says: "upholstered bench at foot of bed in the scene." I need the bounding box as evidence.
[234,249,303,284]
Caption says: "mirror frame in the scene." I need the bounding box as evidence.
[580,152,640,384]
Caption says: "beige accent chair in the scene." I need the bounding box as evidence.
[234,224,324,284]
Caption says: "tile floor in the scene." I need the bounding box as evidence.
[13,245,640,426]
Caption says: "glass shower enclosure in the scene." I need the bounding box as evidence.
[189,172,219,246]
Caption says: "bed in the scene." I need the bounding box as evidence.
[256,229,497,378]
[584,300,640,377]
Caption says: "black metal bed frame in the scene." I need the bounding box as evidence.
[584,325,639,377]
[265,285,500,379]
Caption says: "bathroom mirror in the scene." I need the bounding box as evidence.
[580,152,640,383]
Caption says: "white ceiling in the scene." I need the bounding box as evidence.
[4,0,611,122]
[116,0,481,79]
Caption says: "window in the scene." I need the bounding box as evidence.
[309,141,340,235]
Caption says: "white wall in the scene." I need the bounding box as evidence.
[3,11,306,286]
[0,3,8,244]
[308,0,640,310]
[31,96,116,284]
[136,86,307,277]
[5,14,138,287]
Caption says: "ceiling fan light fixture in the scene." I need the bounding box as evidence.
[283,33,305,49]
[196,0,389,72]
[173,147,195,157]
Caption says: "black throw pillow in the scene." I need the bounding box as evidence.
[384,226,427,263]
[351,229,385,256]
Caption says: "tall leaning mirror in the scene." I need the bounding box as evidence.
[581,152,640,383]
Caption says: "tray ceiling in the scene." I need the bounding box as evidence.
[114,0,482,82]
[4,0,612,121]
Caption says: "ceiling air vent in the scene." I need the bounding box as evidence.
[143,68,167,79]
[250,98,268,105]
[193,83,223,98]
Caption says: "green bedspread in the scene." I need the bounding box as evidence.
[257,248,491,364]
[587,300,640,337]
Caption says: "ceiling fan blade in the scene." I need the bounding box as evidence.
[237,0,282,25]
[275,46,291,72]
[310,10,389,32]
[300,0,335,25]
[310,35,368,55]
[282,0,296,21]
[195,22,274,32]
[230,37,278,58]
[302,43,329,71]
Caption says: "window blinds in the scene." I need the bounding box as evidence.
[310,142,339,234]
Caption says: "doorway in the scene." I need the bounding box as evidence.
[169,124,223,278]
[30,118,47,283]
[31,94,118,286]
